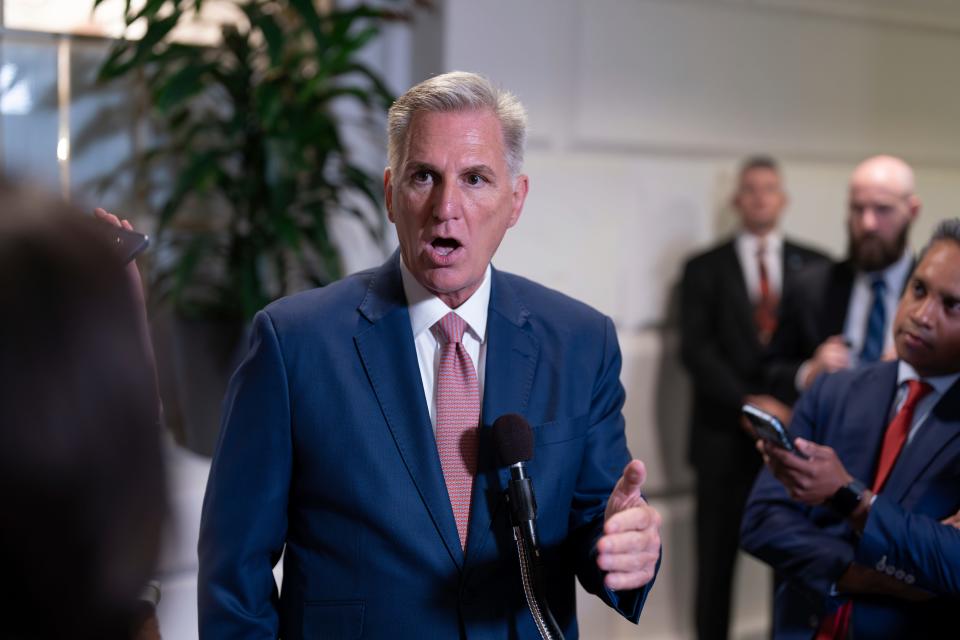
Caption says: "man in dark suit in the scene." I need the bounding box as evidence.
[742,219,960,639]
[198,71,661,638]
[766,156,920,404]
[680,157,828,640]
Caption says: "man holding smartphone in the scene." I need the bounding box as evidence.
[741,220,960,639]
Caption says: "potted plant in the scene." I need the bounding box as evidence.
[93,0,400,453]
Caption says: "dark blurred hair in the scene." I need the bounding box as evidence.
[916,217,960,267]
[739,154,780,177]
[0,181,165,639]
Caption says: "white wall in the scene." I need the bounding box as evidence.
[438,0,960,637]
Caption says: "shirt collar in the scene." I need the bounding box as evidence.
[861,250,913,289]
[897,360,960,397]
[736,229,783,254]
[398,257,491,343]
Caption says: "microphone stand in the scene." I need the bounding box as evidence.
[506,463,565,640]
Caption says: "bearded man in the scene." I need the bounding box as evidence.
[765,155,921,404]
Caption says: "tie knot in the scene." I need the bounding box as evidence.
[436,312,468,345]
[756,240,767,257]
[871,277,887,295]
[904,379,933,408]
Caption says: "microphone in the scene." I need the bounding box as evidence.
[492,414,564,640]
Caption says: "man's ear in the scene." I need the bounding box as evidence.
[507,174,529,228]
[908,194,921,222]
[384,167,395,222]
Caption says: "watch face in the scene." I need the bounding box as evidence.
[829,481,865,517]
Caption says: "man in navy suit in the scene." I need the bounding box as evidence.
[198,71,661,638]
[741,219,960,639]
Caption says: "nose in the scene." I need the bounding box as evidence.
[860,208,879,232]
[433,178,462,221]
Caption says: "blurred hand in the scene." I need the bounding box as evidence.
[132,610,161,640]
[93,208,145,303]
[93,208,159,414]
[757,437,852,506]
[942,509,960,529]
[597,460,661,591]
[801,336,851,389]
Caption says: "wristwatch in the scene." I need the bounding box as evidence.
[828,479,867,517]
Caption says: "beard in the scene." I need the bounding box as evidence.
[849,222,910,272]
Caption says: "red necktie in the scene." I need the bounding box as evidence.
[754,241,778,344]
[815,379,933,639]
[434,312,480,550]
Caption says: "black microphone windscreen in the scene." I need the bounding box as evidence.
[492,413,534,466]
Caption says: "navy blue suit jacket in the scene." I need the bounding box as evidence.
[198,254,656,638]
[741,361,960,639]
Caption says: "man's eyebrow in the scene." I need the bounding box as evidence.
[462,164,496,175]
[404,161,436,173]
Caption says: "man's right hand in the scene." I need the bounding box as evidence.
[801,335,851,389]
[942,509,960,529]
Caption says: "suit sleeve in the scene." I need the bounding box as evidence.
[570,315,659,623]
[740,373,855,599]
[856,496,960,596]
[197,311,292,638]
[679,258,749,411]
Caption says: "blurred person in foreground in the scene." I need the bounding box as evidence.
[199,71,661,638]
[0,182,166,639]
[680,156,827,640]
[742,219,960,639]
[766,155,921,403]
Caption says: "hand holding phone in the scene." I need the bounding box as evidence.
[742,404,809,460]
[94,208,149,264]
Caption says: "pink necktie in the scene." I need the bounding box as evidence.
[434,312,480,549]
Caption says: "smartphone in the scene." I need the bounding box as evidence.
[741,404,809,459]
[98,219,149,264]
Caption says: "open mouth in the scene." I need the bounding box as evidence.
[430,237,462,257]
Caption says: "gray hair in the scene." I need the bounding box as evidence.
[387,71,528,179]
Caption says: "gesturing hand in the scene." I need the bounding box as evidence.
[596,460,661,591]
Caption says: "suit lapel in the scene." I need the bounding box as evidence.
[822,261,855,338]
[884,378,960,503]
[719,241,757,341]
[464,269,540,570]
[353,253,464,570]
[782,242,807,292]
[834,363,899,483]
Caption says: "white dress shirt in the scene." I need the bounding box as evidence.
[399,258,490,433]
[894,361,960,445]
[844,251,914,366]
[735,230,784,303]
